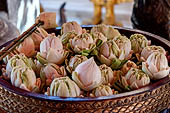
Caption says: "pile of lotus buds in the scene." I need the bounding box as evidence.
[2,20,170,97]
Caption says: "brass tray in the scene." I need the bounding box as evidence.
[0,25,169,113]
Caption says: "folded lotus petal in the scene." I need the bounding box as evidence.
[40,35,63,53]
[57,82,69,97]
[47,48,68,64]
[100,42,110,58]
[148,62,158,74]
[99,55,112,66]
[72,57,101,91]
[153,69,169,79]
[119,50,125,60]
[130,82,138,89]
[142,62,154,79]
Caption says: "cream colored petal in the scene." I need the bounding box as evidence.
[153,69,169,79]
[142,62,154,79]
[57,82,70,97]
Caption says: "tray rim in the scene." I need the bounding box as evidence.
[0,25,169,102]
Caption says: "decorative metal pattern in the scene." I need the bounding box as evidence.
[0,82,169,113]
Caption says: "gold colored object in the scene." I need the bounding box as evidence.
[84,0,133,26]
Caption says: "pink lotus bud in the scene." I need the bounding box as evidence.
[11,66,38,92]
[17,37,36,57]
[125,68,150,89]
[142,52,170,80]
[70,33,94,53]
[72,57,102,91]
[141,45,166,61]
[39,35,68,64]
[48,77,81,97]
[130,34,149,54]
[40,63,66,86]
[91,85,113,97]
[61,21,82,35]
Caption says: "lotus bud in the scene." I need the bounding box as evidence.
[121,60,137,75]
[142,52,170,80]
[38,35,68,64]
[141,45,166,61]
[92,32,107,47]
[91,24,108,36]
[11,66,39,92]
[36,12,58,29]
[48,77,81,97]
[60,31,77,45]
[40,63,66,86]
[130,34,148,54]
[6,54,30,79]
[113,36,131,59]
[98,41,123,66]
[99,64,114,85]
[61,21,82,35]
[91,24,121,40]
[70,33,95,54]
[112,70,131,92]
[125,68,150,89]
[17,37,36,57]
[72,57,102,91]
[91,85,113,97]
[105,26,121,40]
[66,55,88,73]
